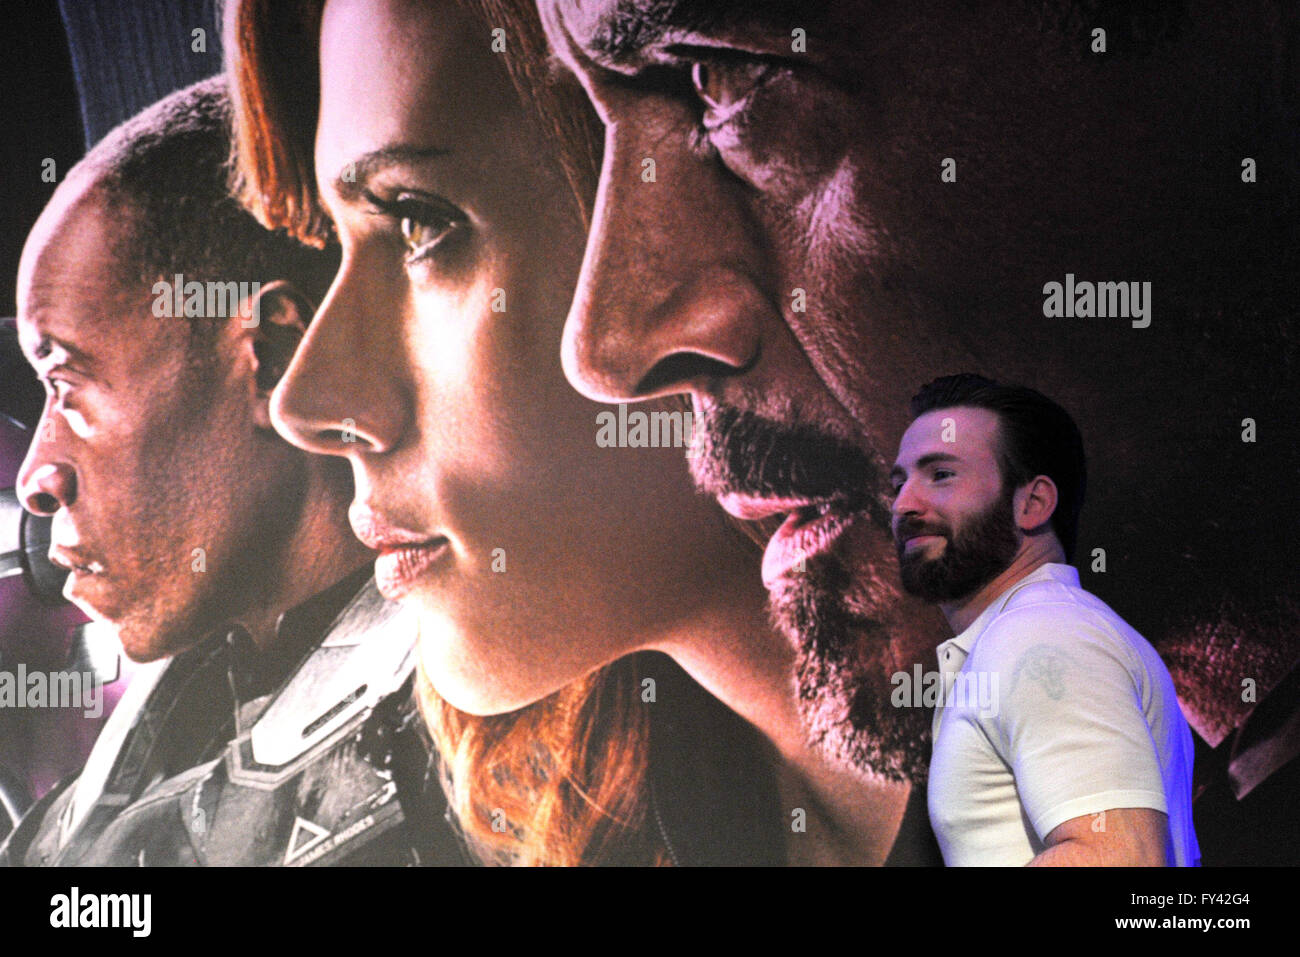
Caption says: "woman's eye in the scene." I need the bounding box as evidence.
[363,189,466,263]
[690,59,772,128]
[399,209,458,259]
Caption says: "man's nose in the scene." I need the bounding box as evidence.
[561,110,770,404]
[892,476,924,520]
[269,252,411,458]
[17,422,76,515]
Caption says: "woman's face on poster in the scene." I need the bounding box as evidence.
[269,0,764,714]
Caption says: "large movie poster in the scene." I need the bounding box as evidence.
[0,0,1294,932]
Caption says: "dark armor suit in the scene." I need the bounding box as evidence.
[0,571,466,866]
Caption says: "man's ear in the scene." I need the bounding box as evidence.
[1015,475,1059,535]
[245,280,314,428]
[248,280,313,392]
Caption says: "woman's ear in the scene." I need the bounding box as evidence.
[246,280,315,428]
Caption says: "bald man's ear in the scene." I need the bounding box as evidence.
[248,280,314,394]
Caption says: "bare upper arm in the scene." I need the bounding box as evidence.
[1041,806,1171,866]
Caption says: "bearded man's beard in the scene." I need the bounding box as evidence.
[768,555,934,784]
[687,401,938,783]
[897,486,1021,604]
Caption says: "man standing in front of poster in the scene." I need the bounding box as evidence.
[890,374,1198,866]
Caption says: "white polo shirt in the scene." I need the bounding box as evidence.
[927,563,1200,866]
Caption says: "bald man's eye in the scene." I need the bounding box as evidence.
[40,374,71,403]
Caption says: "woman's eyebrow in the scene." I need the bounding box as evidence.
[330,145,453,200]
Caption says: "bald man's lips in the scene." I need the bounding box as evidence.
[48,544,104,576]
[49,544,108,611]
[717,493,864,587]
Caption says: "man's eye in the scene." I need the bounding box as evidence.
[40,376,69,402]
[933,470,955,481]
[689,59,772,129]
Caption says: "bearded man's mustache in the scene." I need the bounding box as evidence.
[688,403,889,527]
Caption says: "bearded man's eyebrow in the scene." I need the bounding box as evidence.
[916,453,962,468]
[583,0,799,60]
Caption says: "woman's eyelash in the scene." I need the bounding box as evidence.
[363,190,464,260]
[361,189,455,224]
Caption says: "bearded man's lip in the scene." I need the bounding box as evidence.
[715,492,820,522]
[762,503,865,587]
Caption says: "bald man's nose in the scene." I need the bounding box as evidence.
[561,120,767,404]
[18,457,76,516]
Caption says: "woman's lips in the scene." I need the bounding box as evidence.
[349,506,451,600]
[373,539,451,600]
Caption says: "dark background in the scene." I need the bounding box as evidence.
[1,2,80,428]
[0,0,1294,874]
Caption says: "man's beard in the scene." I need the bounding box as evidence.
[896,485,1020,605]
[769,554,935,784]
[690,402,934,783]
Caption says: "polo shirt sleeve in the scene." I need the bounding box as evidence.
[972,604,1169,843]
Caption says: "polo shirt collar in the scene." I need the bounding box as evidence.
[936,562,1079,665]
